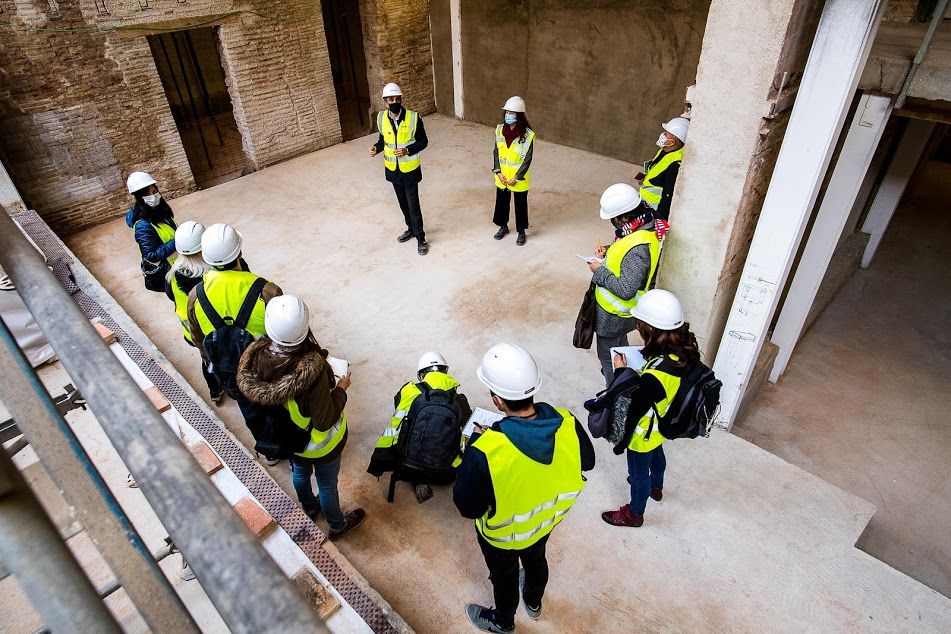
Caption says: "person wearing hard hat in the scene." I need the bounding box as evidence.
[236,295,366,539]
[369,82,431,255]
[633,117,689,222]
[454,343,595,633]
[367,351,472,503]
[124,171,177,292]
[600,289,700,528]
[492,96,535,246]
[586,183,664,387]
[163,221,222,404]
[186,223,284,461]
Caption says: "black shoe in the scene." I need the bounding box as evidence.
[414,483,433,503]
[303,504,322,520]
[418,241,429,255]
[328,508,366,540]
[516,231,526,246]
[519,569,542,620]
[494,225,510,240]
[210,390,223,405]
[465,604,514,632]
[397,230,414,243]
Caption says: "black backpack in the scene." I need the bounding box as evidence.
[195,277,267,400]
[654,361,722,439]
[396,383,464,477]
[249,406,312,461]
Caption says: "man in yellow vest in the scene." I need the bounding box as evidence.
[369,82,431,255]
[187,223,284,462]
[454,343,594,633]
[586,183,662,387]
[633,117,689,222]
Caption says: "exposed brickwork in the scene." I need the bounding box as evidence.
[188,441,224,475]
[233,496,277,538]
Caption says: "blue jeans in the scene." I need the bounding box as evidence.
[627,446,666,515]
[291,456,345,530]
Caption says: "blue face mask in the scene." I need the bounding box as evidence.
[504,114,517,125]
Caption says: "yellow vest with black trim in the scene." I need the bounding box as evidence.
[193,270,267,337]
[628,355,683,453]
[170,275,192,342]
[378,110,421,173]
[150,221,178,264]
[473,408,586,550]
[495,126,535,192]
[376,371,464,468]
[639,147,684,209]
[285,398,348,460]
[595,229,662,317]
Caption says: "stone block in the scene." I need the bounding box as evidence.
[292,569,341,620]
[188,441,223,475]
[233,497,276,538]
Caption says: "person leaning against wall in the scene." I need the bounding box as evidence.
[369,82,431,256]
[491,96,535,246]
[125,171,177,291]
[600,289,700,528]
[633,117,689,223]
[586,183,664,387]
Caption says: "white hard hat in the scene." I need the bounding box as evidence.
[477,343,542,401]
[382,82,403,98]
[200,223,242,267]
[265,295,310,347]
[502,96,526,113]
[631,289,685,330]
[599,183,642,219]
[662,117,690,143]
[417,351,448,373]
[174,221,205,256]
[127,171,156,194]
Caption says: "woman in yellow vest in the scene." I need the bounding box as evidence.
[237,295,366,540]
[163,221,223,404]
[492,96,535,246]
[634,117,689,222]
[124,171,177,291]
[601,289,700,528]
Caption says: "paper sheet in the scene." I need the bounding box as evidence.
[576,254,603,264]
[463,407,504,439]
[327,356,349,380]
[609,346,647,371]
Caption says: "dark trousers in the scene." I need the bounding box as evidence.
[237,398,268,440]
[477,532,550,629]
[393,182,425,242]
[493,188,529,232]
[200,359,221,397]
[628,446,666,515]
[596,332,630,388]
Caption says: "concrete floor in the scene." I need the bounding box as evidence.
[737,159,951,598]
[66,115,950,631]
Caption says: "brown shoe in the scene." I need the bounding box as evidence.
[328,508,366,540]
[601,504,644,527]
[650,487,663,501]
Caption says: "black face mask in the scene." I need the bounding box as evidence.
[388,102,402,114]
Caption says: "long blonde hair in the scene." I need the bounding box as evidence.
[166,252,211,281]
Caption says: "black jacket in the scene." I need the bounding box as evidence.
[373,107,429,186]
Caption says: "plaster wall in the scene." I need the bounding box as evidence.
[439,0,708,163]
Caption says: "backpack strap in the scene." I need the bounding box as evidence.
[235,277,268,330]
[195,282,226,330]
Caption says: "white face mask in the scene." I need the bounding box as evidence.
[143,192,162,208]
[656,133,668,148]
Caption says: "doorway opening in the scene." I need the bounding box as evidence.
[321,0,372,140]
[147,28,246,189]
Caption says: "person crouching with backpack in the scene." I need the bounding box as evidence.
[237,295,366,540]
[367,351,471,503]
[601,289,699,528]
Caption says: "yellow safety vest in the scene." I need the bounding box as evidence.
[495,126,535,192]
[378,110,421,173]
[193,270,268,337]
[639,147,684,209]
[375,371,464,468]
[150,221,178,264]
[595,229,661,317]
[473,407,586,550]
[286,398,348,460]
[628,355,683,453]
[170,275,193,342]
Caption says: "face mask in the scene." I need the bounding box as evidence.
[504,114,517,125]
[143,193,162,208]
[388,102,402,114]
[656,133,668,148]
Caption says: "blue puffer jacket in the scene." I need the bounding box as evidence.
[125,207,176,263]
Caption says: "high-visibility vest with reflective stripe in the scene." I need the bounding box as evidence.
[193,270,268,337]
[378,110,421,173]
[628,355,682,453]
[639,147,684,209]
[286,398,348,459]
[170,275,193,342]
[495,126,535,192]
[594,229,661,317]
[473,408,586,550]
[150,221,178,264]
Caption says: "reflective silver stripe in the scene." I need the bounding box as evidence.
[480,507,573,544]
[381,426,400,438]
[499,157,521,167]
[595,286,635,315]
[304,417,343,452]
[393,409,408,420]
[642,185,662,195]
[484,490,581,530]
